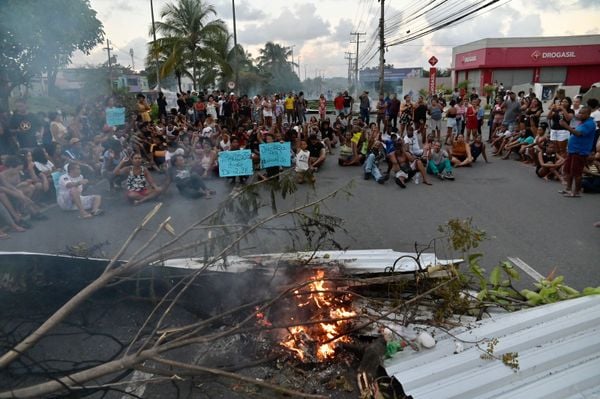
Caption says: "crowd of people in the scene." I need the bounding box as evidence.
[0,83,598,239]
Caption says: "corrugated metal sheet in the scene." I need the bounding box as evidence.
[160,249,462,274]
[385,295,600,399]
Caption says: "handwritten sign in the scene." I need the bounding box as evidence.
[106,107,125,126]
[259,142,291,168]
[218,150,253,177]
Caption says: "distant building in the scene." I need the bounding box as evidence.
[452,35,600,91]
[359,67,422,94]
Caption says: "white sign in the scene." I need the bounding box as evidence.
[463,55,477,63]
[542,51,575,59]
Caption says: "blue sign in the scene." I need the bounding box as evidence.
[218,150,253,177]
[106,107,126,126]
[259,142,291,168]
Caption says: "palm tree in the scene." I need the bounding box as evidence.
[257,42,296,73]
[149,0,227,90]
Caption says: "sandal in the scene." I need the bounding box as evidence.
[564,193,581,198]
[0,232,9,240]
[91,209,104,216]
[78,213,93,219]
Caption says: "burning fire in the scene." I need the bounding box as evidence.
[278,270,356,362]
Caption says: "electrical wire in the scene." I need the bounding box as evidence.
[359,0,508,68]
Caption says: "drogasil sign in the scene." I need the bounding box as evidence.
[531,50,576,60]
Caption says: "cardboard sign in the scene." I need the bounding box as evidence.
[218,150,253,177]
[259,142,291,168]
[106,107,126,126]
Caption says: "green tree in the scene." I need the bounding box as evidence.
[256,42,300,93]
[0,0,104,109]
[149,0,227,91]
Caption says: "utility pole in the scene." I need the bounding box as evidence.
[297,55,301,79]
[344,52,354,86]
[150,0,161,90]
[232,0,239,95]
[350,32,366,95]
[378,0,385,96]
[129,48,135,70]
[103,39,114,92]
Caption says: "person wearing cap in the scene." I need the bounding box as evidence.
[63,137,95,175]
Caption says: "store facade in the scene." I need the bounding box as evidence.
[452,35,600,91]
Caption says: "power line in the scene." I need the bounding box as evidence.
[359,0,508,68]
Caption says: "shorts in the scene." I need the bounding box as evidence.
[430,119,441,132]
[396,163,416,180]
[563,153,586,177]
[446,118,457,131]
[453,154,467,162]
[550,129,569,142]
[59,193,96,211]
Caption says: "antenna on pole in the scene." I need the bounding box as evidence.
[129,48,135,70]
[103,39,114,92]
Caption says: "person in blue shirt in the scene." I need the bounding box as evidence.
[558,106,595,197]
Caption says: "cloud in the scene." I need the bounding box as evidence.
[329,18,354,45]
[238,4,331,45]
[214,1,266,20]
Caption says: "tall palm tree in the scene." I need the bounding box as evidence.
[149,0,227,90]
[257,42,296,73]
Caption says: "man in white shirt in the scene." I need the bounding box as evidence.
[403,126,423,157]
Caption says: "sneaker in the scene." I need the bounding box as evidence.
[436,173,445,181]
[443,171,455,180]
[364,172,372,180]
[394,177,406,188]
[377,178,385,185]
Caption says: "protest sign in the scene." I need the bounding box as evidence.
[218,150,253,177]
[106,107,126,126]
[259,142,291,168]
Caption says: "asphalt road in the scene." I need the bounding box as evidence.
[1,146,598,290]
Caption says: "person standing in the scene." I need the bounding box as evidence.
[334,92,345,116]
[359,91,371,124]
[9,99,40,150]
[157,92,168,121]
[558,106,596,198]
[343,91,353,116]
[389,94,400,130]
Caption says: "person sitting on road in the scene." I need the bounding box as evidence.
[295,140,314,184]
[521,122,548,164]
[337,131,354,166]
[166,154,215,199]
[536,142,565,182]
[469,135,489,163]
[57,163,103,219]
[427,141,454,180]
[307,134,326,171]
[450,134,474,167]
[502,127,534,160]
[363,140,386,184]
[114,152,163,205]
[0,155,48,222]
[391,143,432,188]
[403,125,423,158]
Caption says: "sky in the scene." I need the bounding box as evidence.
[73,0,600,79]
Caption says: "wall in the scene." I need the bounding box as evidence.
[402,77,453,98]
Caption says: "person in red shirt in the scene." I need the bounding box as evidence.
[334,92,345,116]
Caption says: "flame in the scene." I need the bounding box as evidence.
[278,269,356,362]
